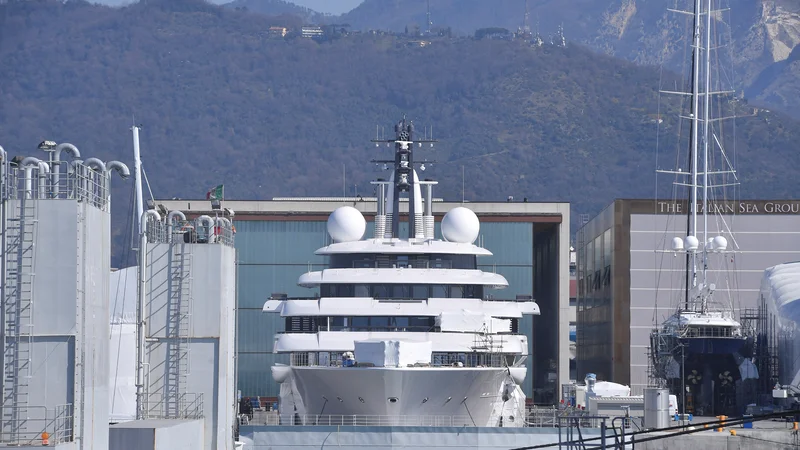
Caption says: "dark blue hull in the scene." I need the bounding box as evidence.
[678,336,749,356]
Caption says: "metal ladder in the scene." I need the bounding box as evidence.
[2,195,37,442]
[164,240,192,418]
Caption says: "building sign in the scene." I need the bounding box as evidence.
[632,200,800,215]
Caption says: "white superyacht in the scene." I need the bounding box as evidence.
[263,117,539,427]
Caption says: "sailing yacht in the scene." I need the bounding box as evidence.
[649,0,755,416]
[262,117,539,427]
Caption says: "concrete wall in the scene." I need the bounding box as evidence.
[109,419,203,450]
[144,242,236,450]
[4,199,109,448]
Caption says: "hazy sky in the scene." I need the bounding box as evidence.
[94,0,364,15]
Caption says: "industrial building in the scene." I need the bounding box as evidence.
[576,199,800,395]
[0,144,129,447]
[158,197,571,404]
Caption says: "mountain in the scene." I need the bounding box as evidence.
[222,0,327,23]
[1,0,798,266]
[338,0,800,117]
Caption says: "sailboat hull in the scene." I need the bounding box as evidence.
[675,336,749,356]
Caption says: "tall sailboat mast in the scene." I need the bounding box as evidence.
[689,0,702,297]
[700,0,714,308]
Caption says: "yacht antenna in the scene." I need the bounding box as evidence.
[370,118,436,239]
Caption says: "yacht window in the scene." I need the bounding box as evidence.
[409,317,432,330]
[412,285,428,299]
[371,317,391,329]
[450,285,464,298]
[352,317,369,330]
[393,317,409,329]
[392,284,410,298]
[354,284,370,297]
[431,285,448,298]
[330,317,345,329]
[373,285,390,299]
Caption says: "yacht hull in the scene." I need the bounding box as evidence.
[672,336,749,356]
[274,365,526,427]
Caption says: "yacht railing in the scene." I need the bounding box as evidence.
[677,325,738,338]
[352,259,454,269]
[288,351,512,368]
[244,408,621,428]
[248,412,477,427]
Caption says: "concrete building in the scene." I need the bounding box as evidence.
[268,27,287,38]
[0,147,129,448]
[136,215,237,450]
[576,199,800,395]
[158,198,571,405]
[301,26,324,39]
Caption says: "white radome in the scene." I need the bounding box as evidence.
[712,236,728,251]
[671,237,684,251]
[685,235,699,252]
[327,206,366,242]
[441,207,480,244]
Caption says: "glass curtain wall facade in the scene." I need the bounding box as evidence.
[576,204,615,382]
[235,219,536,397]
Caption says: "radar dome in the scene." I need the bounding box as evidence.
[685,235,699,252]
[441,207,480,243]
[327,206,366,243]
[712,236,728,251]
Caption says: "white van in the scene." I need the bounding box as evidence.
[668,395,678,417]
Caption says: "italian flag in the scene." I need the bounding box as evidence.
[206,184,224,200]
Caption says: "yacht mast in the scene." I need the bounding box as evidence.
[700,0,713,311]
[132,125,147,420]
[689,0,702,299]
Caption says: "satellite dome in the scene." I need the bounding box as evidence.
[441,207,480,243]
[327,206,366,243]
[685,235,699,252]
[712,236,728,251]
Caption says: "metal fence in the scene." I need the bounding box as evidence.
[146,218,235,247]
[0,404,73,445]
[144,392,204,420]
[3,161,112,211]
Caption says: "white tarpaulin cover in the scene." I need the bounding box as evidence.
[760,262,800,385]
[762,262,800,327]
[591,381,631,397]
[436,310,511,333]
[354,340,433,367]
[109,267,138,422]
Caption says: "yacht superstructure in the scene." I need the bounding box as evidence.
[262,118,539,427]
